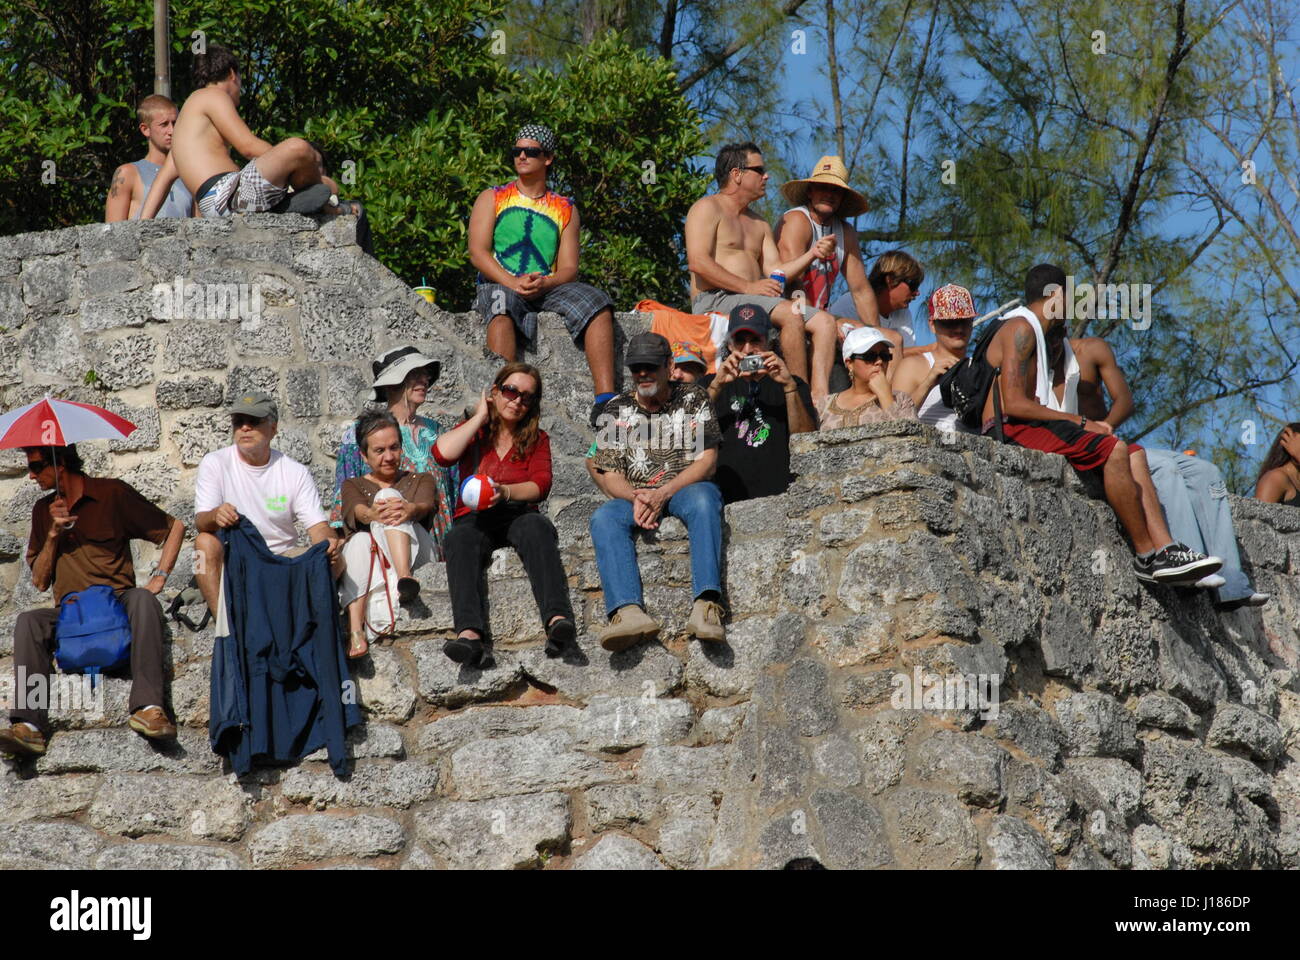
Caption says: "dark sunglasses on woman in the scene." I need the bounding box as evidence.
[853,349,893,364]
[498,383,536,406]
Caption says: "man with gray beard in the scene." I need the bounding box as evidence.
[588,333,725,651]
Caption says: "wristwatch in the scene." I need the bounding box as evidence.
[1079,416,1087,428]
[150,567,170,580]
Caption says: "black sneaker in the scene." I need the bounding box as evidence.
[1150,543,1223,584]
[1132,553,1157,583]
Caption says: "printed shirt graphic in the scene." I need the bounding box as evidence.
[729,387,772,448]
[706,374,816,503]
[590,382,720,490]
[491,182,575,276]
[798,213,842,310]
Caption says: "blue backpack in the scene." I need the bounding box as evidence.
[55,585,132,686]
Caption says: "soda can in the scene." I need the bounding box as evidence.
[770,270,786,287]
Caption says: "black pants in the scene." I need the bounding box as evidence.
[443,508,572,637]
[10,587,167,734]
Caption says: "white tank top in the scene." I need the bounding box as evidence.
[789,206,844,309]
[917,352,959,432]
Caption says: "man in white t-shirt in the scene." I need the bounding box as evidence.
[193,392,340,614]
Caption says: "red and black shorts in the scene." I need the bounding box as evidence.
[986,417,1120,472]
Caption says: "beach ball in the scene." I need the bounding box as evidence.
[460,474,496,511]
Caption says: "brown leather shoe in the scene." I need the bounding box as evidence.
[0,723,47,757]
[128,707,177,740]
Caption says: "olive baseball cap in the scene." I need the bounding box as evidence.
[229,390,279,421]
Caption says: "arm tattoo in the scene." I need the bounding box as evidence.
[108,172,124,198]
[1013,328,1035,381]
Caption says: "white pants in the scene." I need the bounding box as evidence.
[338,487,435,637]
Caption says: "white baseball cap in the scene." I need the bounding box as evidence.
[841,326,893,363]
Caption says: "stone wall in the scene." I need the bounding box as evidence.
[0,217,1297,869]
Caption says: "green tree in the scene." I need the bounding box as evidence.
[0,0,707,309]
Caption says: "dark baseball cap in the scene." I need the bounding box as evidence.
[728,303,771,341]
[625,332,672,368]
[229,390,279,421]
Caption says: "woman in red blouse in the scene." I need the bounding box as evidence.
[433,363,576,666]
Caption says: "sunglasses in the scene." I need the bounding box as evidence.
[629,363,662,375]
[26,459,50,475]
[511,146,545,158]
[741,164,766,176]
[497,383,536,406]
[232,414,266,429]
[852,350,893,364]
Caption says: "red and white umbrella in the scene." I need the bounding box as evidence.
[0,396,137,497]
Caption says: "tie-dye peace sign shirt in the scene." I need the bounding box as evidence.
[490,182,575,276]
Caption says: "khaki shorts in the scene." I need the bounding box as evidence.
[691,289,790,320]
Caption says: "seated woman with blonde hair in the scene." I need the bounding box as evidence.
[338,409,439,658]
[817,326,916,430]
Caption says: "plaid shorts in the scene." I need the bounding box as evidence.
[475,281,612,344]
[197,161,288,218]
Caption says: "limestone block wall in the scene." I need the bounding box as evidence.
[0,218,1297,869]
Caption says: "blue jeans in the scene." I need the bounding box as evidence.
[590,481,724,618]
[1146,448,1252,601]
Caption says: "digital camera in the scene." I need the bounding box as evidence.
[738,354,765,375]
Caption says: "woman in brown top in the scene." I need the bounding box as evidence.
[338,410,438,658]
[1254,422,1300,507]
[818,325,916,430]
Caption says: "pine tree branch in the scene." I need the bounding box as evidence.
[897,0,939,234]
[676,0,813,92]
[1130,364,1300,442]
[659,0,678,59]
[1085,0,1193,338]
[825,0,845,159]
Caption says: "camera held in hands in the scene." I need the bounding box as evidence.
[738,354,766,375]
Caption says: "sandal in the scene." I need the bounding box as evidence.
[347,629,369,660]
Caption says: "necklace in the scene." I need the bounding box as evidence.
[516,180,547,200]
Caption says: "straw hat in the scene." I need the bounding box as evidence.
[779,156,869,218]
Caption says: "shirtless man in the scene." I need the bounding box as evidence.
[981,263,1220,584]
[684,142,839,406]
[139,45,333,220]
[1049,335,1267,606]
[105,95,193,221]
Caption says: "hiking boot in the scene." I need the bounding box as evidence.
[0,723,46,757]
[686,598,726,643]
[1150,543,1222,584]
[598,605,659,653]
[128,707,176,741]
